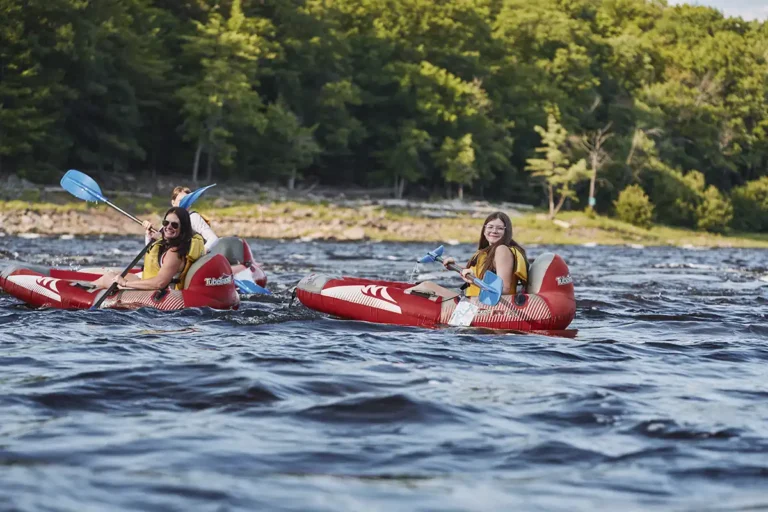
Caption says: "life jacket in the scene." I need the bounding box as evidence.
[465,245,528,297]
[143,234,205,290]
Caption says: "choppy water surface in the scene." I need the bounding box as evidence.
[1,235,767,511]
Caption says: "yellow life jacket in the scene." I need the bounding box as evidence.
[143,234,206,290]
[465,245,528,296]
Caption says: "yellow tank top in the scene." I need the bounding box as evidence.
[465,246,528,296]
[143,234,205,290]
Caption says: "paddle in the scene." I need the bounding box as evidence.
[61,170,216,231]
[179,184,216,210]
[419,245,503,306]
[91,238,155,310]
[234,279,271,295]
[62,170,265,297]
[61,170,150,230]
[232,264,271,295]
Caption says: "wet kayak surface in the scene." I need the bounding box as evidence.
[1,235,767,511]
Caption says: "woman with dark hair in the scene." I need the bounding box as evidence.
[142,186,219,251]
[442,211,529,296]
[96,207,205,291]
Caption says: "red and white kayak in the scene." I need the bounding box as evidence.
[0,251,240,310]
[38,237,267,290]
[296,253,576,334]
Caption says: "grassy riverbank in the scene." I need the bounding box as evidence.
[1,194,767,248]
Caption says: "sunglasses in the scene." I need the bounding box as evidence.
[162,220,180,229]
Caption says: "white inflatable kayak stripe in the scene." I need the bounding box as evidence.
[321,285,402,314]
[7,275,62,304]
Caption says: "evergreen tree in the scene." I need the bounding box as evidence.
[177,0,275,182]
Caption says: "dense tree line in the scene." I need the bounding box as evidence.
[1,0,768,230]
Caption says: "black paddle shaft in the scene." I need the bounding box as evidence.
[91,239,154,310]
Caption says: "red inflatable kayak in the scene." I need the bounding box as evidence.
[0,251,240,310]
[42,237,267,289]
[296,253,576,334]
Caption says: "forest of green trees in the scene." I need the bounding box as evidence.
[2,0,768,231]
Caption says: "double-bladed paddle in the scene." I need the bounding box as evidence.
[61,170,217,229]
[61,170,267,298]
[61,169,149,229]
[178,184,216,210]
[419,245,503,306]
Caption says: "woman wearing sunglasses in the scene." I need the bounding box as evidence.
[441,211,529,296]
[96,207,205,291]
[142,186,219,251]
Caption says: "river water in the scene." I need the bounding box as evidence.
[1,235,767,511]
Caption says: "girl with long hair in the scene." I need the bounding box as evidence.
[442,211,529,296]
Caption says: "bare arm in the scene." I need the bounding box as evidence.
[493,248,515,295]
[119,250,182,290]
[443,256,475,285]
[190,213,218,251]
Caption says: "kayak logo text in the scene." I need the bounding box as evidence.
[205,275,233,286]
[556,274,573,286]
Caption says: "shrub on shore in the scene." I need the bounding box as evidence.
[614,185,654,229]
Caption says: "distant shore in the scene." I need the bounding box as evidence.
[1,196,767,248]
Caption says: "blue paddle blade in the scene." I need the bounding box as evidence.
[477,271,503,306]
[61,169,107,203]
[418,245,445,264]
[180,184,216,210]
[235,279,271,295]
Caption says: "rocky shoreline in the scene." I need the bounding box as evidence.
[0,204,481,243]
[2,173,767,247]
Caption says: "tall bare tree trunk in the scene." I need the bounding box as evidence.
[583,123,612,209]
[552,194,567,219]
[394,176,406,199]
[458,184,464,200]
[626,129,640,166]
[548,184,555,218]
[192,137,203,183]
[288,168,296,190]
[589,153,597,206]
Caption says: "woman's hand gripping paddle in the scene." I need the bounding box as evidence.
[419,245,503,306]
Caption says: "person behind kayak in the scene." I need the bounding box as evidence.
[96,207,205,291]
[143,186,219,251]
[441,211,529,295]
